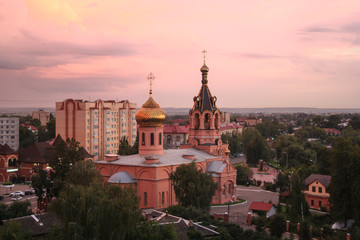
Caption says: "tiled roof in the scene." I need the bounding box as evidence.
[249,202,274,211]
[163,124,189,134]
[305,174,331,188]
[206,161,227,174]
[324,128,341,135]
[220,122,242,130]
[18,142,54,163]
[0,144,17,155]
[2,212,63,237]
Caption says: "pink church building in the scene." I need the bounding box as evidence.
[96,62,237,209]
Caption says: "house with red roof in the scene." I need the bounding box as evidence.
[304,174,331,211]
[220,122,243,135]
[323,128,341,136]
[248,201,276,218]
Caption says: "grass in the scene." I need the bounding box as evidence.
[211,199,246,206]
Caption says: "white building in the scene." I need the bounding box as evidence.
[0,117,19,151]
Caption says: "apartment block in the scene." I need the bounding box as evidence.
[56,99,137,160]
[32,110,50,126]
[0,117,19,151]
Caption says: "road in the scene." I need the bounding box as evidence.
[0,184,38,210]
[210,185,279,229]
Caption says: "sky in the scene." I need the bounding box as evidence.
[1,0,360,109]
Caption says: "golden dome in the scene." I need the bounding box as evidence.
[136,96,166,127]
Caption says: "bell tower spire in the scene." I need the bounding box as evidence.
[200,50,209,84]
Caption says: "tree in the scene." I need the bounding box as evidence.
[274,172,289,192]
[30,118,41,128]
[235,164,253,185]
[269,214,286,238]
[48,138,83,181]
[221,132,243,154]
[299,221,311,240]
[288,172,309,222]
[241,128,270,165]
[19,126,36,148]
[46,118,56,139]
[187,226,205,240]
[49,161,142,240]
[329,137,360,225]
[170,161,216,209]
[0,201,32,221]
[0,220,31,240]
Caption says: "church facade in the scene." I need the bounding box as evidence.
[96,62,237,209]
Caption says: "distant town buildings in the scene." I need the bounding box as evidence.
[56,99,137,160]
[235,116,262,127]
[221,112,231,123]
[0,117,19,151]
[32,110,50,126]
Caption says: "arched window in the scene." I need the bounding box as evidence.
[228,183,232,194]
[162,192,165,204]
[141,132,145,145]
[159,133,162,145]
[215,113,220,129]
[8,159,12,167]
[204,113,210,129]
[151,133,154,146]
[194,113,200,129]
[144,192,147,206]
[12,158,17,166]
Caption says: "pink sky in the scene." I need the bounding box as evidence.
[1,0,360,109]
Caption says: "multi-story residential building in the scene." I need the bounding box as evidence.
[0,117,19,151]
[32,110,50,126]
[56,99,137,160]
[163,124,189,149]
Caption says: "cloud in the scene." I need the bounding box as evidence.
[303,26,338,33]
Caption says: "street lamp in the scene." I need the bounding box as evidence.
[283,152,288,168]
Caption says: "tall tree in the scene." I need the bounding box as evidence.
[329,137,360,225]
[241,128,270,165]
[170,162,216,209]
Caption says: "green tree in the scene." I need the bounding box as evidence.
[170,161,216,209]
[235,164,253,185]
[221,132,243,154]
[50,162,142,240]
[187,226,205,240]
[288,172,309,222]
[19,126,36,148]
[241,128,270,165]
[274,172,289,192]
[46,118,56,139]
[0,220,31,240]
[269,214,286,238]
[329,137,360,225]
[118,136,134,155]
[30,118,41,128]
[299,221,311,240]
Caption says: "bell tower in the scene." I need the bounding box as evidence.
[188,51,222,148]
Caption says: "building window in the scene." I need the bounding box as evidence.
[94,145,98,150]
[318,187,322,193]
[159,133,162,145]
[162,192,165,204]
[144,192,147,206]
[319,201,322,206]
[312,186,316,192]
[228,183,232,194]
[311,200,314,206]
[141,133,145,145]
[151,133,154,146]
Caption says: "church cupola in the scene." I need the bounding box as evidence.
[136,73,165,156]
[188,51,222,147]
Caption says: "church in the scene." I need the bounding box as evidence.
[95,59,237,209]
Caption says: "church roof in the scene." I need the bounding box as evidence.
[96,148,221,167]
[206,161,227,173]
[0,144,17,155]
[108,171,136,184]
[190,62,218,114]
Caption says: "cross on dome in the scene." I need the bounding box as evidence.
[147,72,155,96]
[202,50,207,64]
